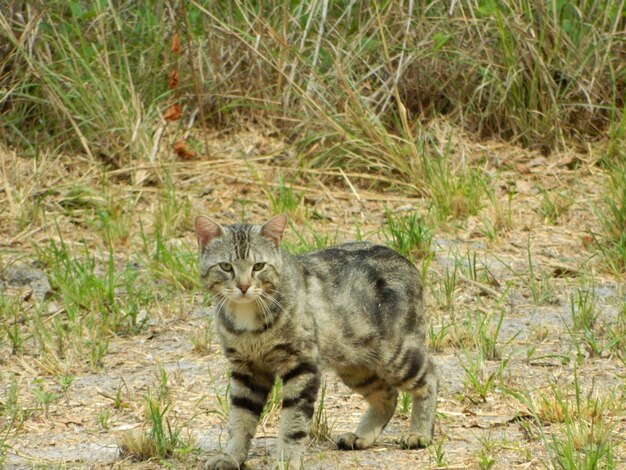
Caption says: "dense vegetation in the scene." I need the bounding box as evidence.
[2,1,625,171]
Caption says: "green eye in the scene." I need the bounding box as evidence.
[219,263,233,272]
[253,262,265,272]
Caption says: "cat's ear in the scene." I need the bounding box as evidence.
[260,214,287,246]
[195,216,223,248]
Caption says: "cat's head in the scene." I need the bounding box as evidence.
[194,214,287,308]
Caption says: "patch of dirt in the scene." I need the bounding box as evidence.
[0,130,624,469]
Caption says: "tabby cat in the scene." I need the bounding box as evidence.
[195,214,437,469]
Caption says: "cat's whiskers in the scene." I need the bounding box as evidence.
[254,296,272,325]
[259,290,284,312]
[261,292,282,317]
[213,292,228,313]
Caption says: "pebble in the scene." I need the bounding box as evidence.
[4,263,52,301]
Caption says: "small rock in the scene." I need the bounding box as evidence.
[557,155,582,169]
[528,156,547,167]
[127,261,142,271]
[189,306,214,318]
[5,263,51,301]
[136,309,148,324]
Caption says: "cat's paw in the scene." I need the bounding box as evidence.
[204,453,240,470]
[399,433,431,449]
[336,432,374,450]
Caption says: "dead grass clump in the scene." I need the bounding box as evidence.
[119,429,159,461]
[119,393,193,462]
[530,383,622,427]
[443,323,476,351]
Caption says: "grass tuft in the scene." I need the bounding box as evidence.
[383,209,433,259]
[120,391,192,461]
[512,372,623,470]
[594,165,626,273]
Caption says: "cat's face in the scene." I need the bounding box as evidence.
[195,215,287,311]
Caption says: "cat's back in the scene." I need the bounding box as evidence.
[295,241,422,319]
[297,241,417,277]
[293,241,424,367]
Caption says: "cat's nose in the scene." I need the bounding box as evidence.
[238,284,250,294]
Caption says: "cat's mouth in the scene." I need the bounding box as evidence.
[229,293,256,304]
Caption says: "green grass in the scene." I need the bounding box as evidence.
[266,178,302,216]
[442,263,458,312]
[477,434,496,470]
[475,309,506,361]
[262,380,283,420]
[283,220,337,254]
[97,410,113,431]
[499,241,558,306]
[569,288,598,332]
[1,377,32,435]
[55,373,75,400]
[428,316,453,353]
[0,296,25,355]
[538,188,573,225]
[31,378,61,419]
[460,250,496,286]
[39,237,153,338]
[399,391,412,414]
[13,222,195,373]
[1,1,168,161]
[144,394,185,458]
[421,149,489,222]
[459,303,513,402]
[594,165,626,273]
[383,209,433,259]
[310,380,333,443]
[460,348,509,402]
[120,368,194,462]
[139,223,201,292]
[565,287,623,359]
[430,436,448,467]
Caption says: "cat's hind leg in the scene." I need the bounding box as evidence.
[397,355,437,449]
[336,372,398,450]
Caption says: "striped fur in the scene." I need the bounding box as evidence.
[196,215,437,470]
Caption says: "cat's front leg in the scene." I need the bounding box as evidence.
[276,361,320,468]
[205,368,273,470]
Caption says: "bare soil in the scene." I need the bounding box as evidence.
[0,128,624,469]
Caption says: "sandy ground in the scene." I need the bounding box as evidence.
[0,128,624,469]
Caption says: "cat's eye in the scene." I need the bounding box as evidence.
[253,262,265,272]
[219,262,233,272]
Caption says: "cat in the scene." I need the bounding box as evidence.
[195,214,437,470]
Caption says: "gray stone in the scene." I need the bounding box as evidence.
[5,263,51,301]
